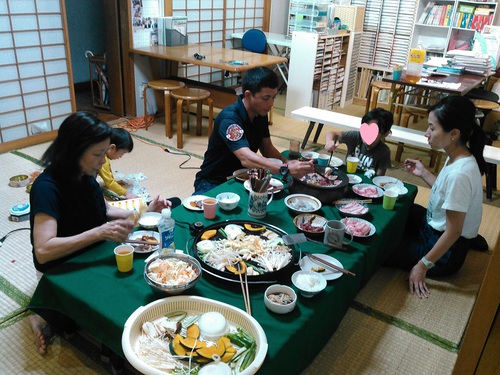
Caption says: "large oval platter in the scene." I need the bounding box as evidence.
[191,220,297,283]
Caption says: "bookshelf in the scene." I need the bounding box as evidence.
[287,0,332,35]
[412,0,498,55]
[286,31,360,117]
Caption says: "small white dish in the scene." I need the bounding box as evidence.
[291,270,327,298]
[127,230,159,253]
[244,178,284,194]
[329,156,343,167]
[137,212,162,229]
[267,158,283,165]
[264,284,297,314]
[301,151,319,161]
[285,194,322,214]
[341,217,376,238]
[372,176,403,189]
[215,192,240,211]
[384,183,408,196]
[347,174,362,184]
[182,195,209,211]
[352,183,384,198]
[299,254,344,281]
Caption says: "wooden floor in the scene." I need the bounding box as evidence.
[75,90,120,123]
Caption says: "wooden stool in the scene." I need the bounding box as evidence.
[365,80,393,113]
[365,80,404,122]
[143,79,185,136]
[170,87,214,149]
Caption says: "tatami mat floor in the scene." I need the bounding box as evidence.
[1,94,498,374]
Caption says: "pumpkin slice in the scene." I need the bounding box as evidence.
[221,345,237,362]
[226,260,246,275]
[244,223,266,232]
[186,323,200,339]
[201,229,217,241]
[196,338,226,359]
[171,334,192,357]
[180,337,206,350]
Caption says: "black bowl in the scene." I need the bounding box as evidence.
[289,165,349,204]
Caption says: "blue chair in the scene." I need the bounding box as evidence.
[241,29,267,53]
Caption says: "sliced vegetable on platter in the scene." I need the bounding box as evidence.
[136,310,257,373]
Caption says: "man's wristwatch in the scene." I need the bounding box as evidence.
[421,256,435,269]
[279,163,289,179]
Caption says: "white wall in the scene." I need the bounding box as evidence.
[270,1,289,34]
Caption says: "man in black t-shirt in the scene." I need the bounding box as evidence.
[194,67,313,194]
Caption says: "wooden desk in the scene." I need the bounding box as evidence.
[231,32,291,85]
[131,44,287,73]
[382,72,486,111]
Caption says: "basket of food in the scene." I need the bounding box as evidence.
[122,295,268,375]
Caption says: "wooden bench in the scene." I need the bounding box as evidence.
[291,106,500,201]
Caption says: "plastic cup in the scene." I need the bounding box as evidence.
[346,156,359,173]
[318,154,330,166]
[202,198,218,219]
[114,244,134,272]
[393,64,403,81]
[383,190,398,210]
[289,140,300,159]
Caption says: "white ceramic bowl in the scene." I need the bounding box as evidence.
[284,194,322,214]
[137,212,162,229]
[216,192,240,211]
[264,284,297,314]
[291,270,327,298]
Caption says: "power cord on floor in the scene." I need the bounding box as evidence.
[164,147,200,170]
[0,228,30,248]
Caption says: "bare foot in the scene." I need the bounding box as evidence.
[28,314,52,355]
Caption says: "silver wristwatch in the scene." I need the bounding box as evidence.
[421,256,435,269]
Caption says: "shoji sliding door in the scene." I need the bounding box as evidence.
[0,0,74,144]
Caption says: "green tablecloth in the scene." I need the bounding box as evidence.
[29,170,417,374]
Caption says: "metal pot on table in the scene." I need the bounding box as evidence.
[288,165,349,204]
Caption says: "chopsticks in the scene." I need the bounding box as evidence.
[332,199,372,204]
[237,262,251,315]
[307,253,356,277]
[249,168,272,193]
[124,239,158,245]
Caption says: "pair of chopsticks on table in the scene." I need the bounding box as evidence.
[333,199,372,204]
[237,263,251,315]
[306,253,356,277]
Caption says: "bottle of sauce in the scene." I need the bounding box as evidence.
[406,45,426,83]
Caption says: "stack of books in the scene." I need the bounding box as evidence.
[445,50,493,76]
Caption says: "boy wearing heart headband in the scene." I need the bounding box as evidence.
[324,107,394,176]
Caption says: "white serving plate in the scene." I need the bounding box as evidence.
[182,195,209,211]
[244,178,284,194]
[285,193,322,214]
[352,183,384,199]
[384,183,408,196]
[128,230,159,253]
[341,217,376,238]
[329,156,343,167]
[372,176,404,189]
[299,254,344,280]
[122,296,268,375]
